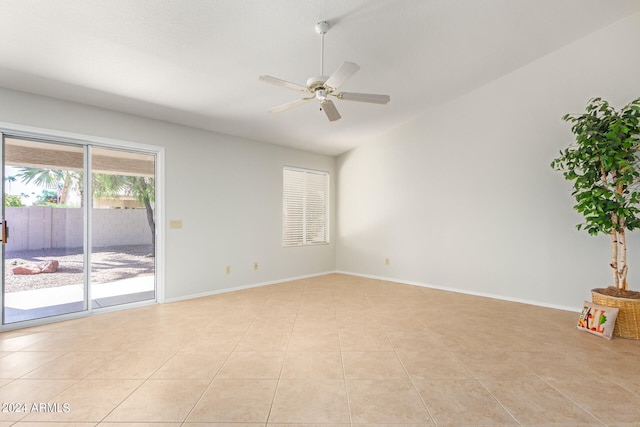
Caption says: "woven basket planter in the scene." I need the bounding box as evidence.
[592,289,640,339]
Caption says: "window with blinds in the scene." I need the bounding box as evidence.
[283,167,330,247]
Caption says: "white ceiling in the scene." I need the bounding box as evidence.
[1,0,639,156]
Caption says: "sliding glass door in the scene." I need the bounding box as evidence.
[1,134,157,325]
[2,137,87,323]
[90,147,156,309]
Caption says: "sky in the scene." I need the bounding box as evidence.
[5,166,40,205]
[4,166,83,206]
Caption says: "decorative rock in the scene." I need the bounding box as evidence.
[12,264,42,275]
[39,260,59,273]
[12,260,59,275]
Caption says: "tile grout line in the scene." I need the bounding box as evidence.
[3,346,77,425]
[506,351,608,425]
[264,281,304,426]
[188,298,266,424]
[94,377,147,424]
[96,335,190,424]
[104,307,243,424]
[335,284,354,427]
[388,323,437,426]
[446,349,522,426]
[169,350,228,424]
[544,378,609,426]
[472,378,524,426]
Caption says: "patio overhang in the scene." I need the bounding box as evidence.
[5,137,154,177]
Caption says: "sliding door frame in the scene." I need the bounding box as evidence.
[0,122,165,331]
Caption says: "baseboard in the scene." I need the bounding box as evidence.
[164,269,580,313]
[163,270,338,304]
[336,270,581,313]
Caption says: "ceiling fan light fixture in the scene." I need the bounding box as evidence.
[315,89,328,101]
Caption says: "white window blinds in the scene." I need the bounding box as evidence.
[283,167,329,246]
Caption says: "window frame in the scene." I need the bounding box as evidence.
[282,166,330,247]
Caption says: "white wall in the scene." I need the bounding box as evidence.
[0,88,336,301]
[337,12,640,310]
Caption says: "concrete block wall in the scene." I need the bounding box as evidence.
[50,208,83,249]
[92,208,151,247]
[5,207,28,251]
[5,206,152,252]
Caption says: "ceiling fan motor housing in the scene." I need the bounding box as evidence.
[306,76,329,89]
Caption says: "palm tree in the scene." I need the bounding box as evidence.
[14,168,79,204]
[5,175,16,193]
[15,168,64,189]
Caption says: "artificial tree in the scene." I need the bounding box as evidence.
[551,97,640,295]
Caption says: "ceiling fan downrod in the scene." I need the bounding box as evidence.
[315,21,329,77]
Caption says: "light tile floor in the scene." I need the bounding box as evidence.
[1,273,640,426]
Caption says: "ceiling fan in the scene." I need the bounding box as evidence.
[259,21,390,122]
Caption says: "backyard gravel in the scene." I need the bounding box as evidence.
[5,244,155,293]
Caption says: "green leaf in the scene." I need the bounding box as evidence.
[600,313,607,325]
[553,97,640,237]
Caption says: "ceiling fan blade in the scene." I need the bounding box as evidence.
[338,92,390,104]
[324,61,360,89]
[259,75,308,92]
[268,98,312,114]
[321,100,341,122]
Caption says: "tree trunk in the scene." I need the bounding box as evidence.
[618,226,628,291]
[60,173,71,204]
[138,177,155,256]
[612,180,628,291]
[611,227,619,288]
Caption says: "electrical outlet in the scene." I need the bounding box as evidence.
[169,219,183,229]
[253,262,259,270]
[225,265,231,274]
[385,258,390,265]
